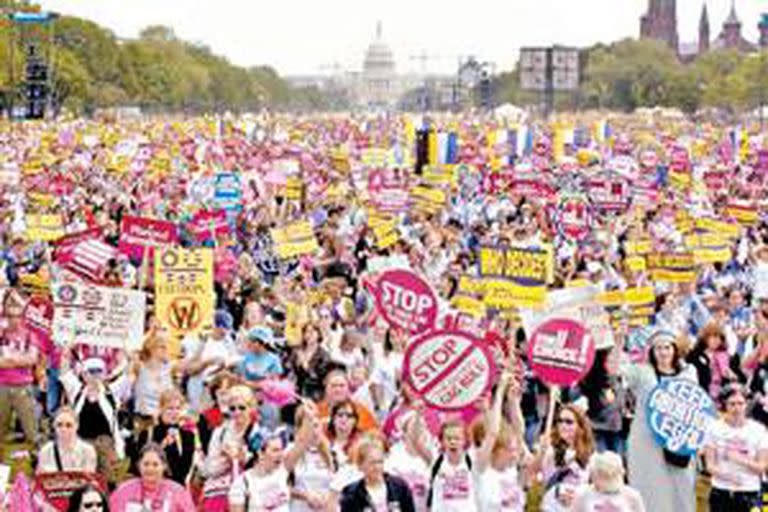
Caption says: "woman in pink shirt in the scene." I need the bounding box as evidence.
[109,443,195,512]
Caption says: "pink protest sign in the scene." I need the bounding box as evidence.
[22,295,53,340]
[187,209,230,243]
[527,318,595,386]
[758,150,768,173]
[403,330,496,412]
[557,194,591,242]
[119,215,179,261]
[373,269,438,336]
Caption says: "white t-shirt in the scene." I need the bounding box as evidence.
[367,481,389,512]
[429,454,478,512]
[182,334,237,411]
[290,446,334,512]
[707,418,768,492]
[572,485,645,512]
[229,465,290,512]
[476,465,525,512]
[371,349,403,412]
[385,443,430,512]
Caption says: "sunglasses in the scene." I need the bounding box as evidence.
[82,502,103,510]
[229,405,248,412]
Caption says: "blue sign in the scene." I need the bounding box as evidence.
[646,378,716,457]
[214,172,243,217]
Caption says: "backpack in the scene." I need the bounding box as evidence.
[425,452,472,509]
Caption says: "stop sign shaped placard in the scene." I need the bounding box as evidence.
[373,269,438,336]
[404,330,495,411]
[527,318,595,386]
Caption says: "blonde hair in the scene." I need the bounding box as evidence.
[588,451,624,493]
[55,406,78,425]
[159,388,185,412]
[227,385,256,407]
[139,330,169,362]
[352,436,385,467]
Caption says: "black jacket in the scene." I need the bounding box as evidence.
[129,422,196,484]
[340,474,416,512]
[686,349,745,396]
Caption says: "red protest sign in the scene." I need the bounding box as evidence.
[373,269,438,336]
[22,295,53,338]
[557,194,591,242]
[119,215,179,261]
[187,209,230,243]
[34,471,106,511]
[403,330,495,412]
[527,318,595,386]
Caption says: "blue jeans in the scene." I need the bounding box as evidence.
[594,430,625,456]
[524,416,541,450]
[46,367,61,415]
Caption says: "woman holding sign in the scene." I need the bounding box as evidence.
[622,331,697,512]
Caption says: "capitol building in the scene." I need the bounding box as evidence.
[288,23,459,111]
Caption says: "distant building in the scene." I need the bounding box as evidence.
[640,0,765,62]
[286,23,457,111]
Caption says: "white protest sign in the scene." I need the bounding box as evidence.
[52,282,146,350]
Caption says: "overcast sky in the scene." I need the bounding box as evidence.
[42,0,766,76]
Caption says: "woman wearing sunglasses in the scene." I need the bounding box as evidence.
[37,407,97,474]
[534,404,595,512]
[66,484,109,512]
[201,385,263,510]
[110,443,195,511]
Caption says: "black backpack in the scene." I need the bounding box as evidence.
[425,452,473,509]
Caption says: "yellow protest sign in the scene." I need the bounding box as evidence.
[25,214,64,242]
[648,252,696,283]
[478,245,554,285]
[422,165,456,188]
[409,186,446,215]
[271,221,319,259]
[285,302,309,347]
[625,256,647,272]
[695,218,740,239]
[154,247,214,338]
[285,176,303,200]
[624,238,653,256]
[450,295,487,318]
[482,279,547,309]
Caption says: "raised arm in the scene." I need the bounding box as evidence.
[475,371,511,472]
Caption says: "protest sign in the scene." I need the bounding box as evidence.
[52,282,146,349]
[647,252,696,283]
[373,269,438,336]
[527,318,595,386]
[34,471,106,512]
[154,247,214,337]
[270,220,319,259]
[478,245,554,286]
[556,194,592,242]
[403,329,495,412]
[213,172,242,212]
[409,185,446,215]
[119,215,179,262]
[684,232,732,264]
[585,173,630,212]
[368,168,410,213]
[22,295,53,341]
[645,378,716,457]
[186,209,230,243]
[25,214,64,242]
[52,227,104,253]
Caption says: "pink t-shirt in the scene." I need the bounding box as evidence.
[109,478,196,512]
[0,325,38,386]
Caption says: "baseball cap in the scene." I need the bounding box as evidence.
[247,325,274,346]
[214,310,234,330]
